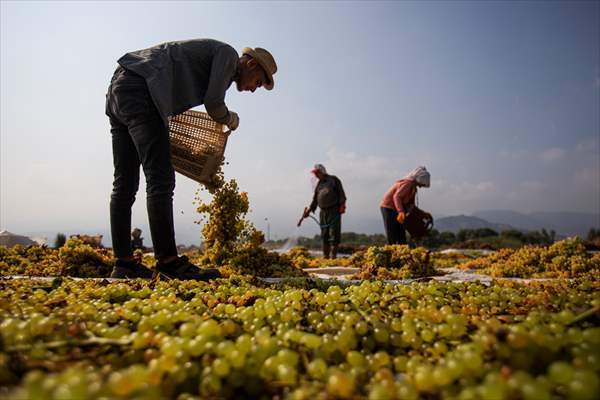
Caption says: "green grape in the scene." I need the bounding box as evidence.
[420,328,435,342]
[390,318,403,332]
[521,382,550,400]
[373,327,389,344]
[300,333,321,349]
[307,358,328,380]
[368,383,394,400]
[355,321,369,335]
[347,351,366,368]
[277,364,297,385]
[414,366,435,392]
[372,351,391,369]
[235,334,252,354]
[327,371,355,399]
[227,349,245,368]
[432,366,452,386]
[548,361,575,385]
[568,371,600,400]
[396,382,418,400]
[277,349,299,367]
[179,322,196,338]
[212,358,230,377]
[197,319,222,337]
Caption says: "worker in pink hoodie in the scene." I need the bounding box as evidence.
[380,166,432,244]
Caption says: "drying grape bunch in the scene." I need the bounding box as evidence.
[459,238,600,279]
[352,245,438,280]
[0,239,113,278]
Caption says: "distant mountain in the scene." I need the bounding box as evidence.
[473,210,599,237]
[435,215,514,234]
[471,210,545,231]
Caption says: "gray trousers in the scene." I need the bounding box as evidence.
[320,207,341,245]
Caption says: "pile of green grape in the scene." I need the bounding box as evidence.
[285,246,316,270]
[459,238,600,279]
[193,171,304,278]
[284,246,354,269]
[351,245,438,280]
[431,251,487,270]
[0,239,113,278]
[218,247,307,278]
[2,277,597,399]
[194,171,257,266]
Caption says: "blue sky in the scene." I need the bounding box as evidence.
[1,1,598,245]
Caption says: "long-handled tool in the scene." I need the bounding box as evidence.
[297,207,311,227]
[297,207,340,228]
[297,207,323,227]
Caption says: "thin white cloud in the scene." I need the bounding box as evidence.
[503,180,548,205]
[540,147,566,162]
[498,149,527,160]
[433,180,496,200]
[575,137,600,153]
[574,167,600,187]
[322,148,400,183]
[427,179,498,215]
[519,180,546,192]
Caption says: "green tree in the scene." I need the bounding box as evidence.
[587,228,600,241]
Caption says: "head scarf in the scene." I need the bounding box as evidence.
[403,166,430,187]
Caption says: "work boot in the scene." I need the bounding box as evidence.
[155,256,221,281]
[322,243,331,259]
[110,256,154,279]
[331,245,338,260]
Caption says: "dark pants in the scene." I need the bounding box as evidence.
[320,207,341,245]
[381,207,406,245]
[105,66,177,260]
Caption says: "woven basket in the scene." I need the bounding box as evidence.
[168,110,230,184]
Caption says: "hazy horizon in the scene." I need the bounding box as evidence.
[2,1,599,247]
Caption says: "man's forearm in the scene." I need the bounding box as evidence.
[205,103,230,124]
[204,46,237,124]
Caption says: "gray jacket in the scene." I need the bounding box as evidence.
[117,39,239,127]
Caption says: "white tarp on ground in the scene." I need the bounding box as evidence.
[0,230,36,247]
[438,248,495,255]
[2,270,564,286]
[302,267,494,285]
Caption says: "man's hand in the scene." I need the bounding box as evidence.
[227,111,239,131]
[396,212,406,224]
[339,204,346,214]
[298,207,310,227]
[423,212,433,221]
[303,207,311,218]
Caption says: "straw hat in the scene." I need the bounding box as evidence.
[242,47,277,90]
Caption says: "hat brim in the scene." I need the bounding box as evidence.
[242,48,274,90]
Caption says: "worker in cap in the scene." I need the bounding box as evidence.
[300,164,347,259]
[380,166,432,244]
[105,39,277,280]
